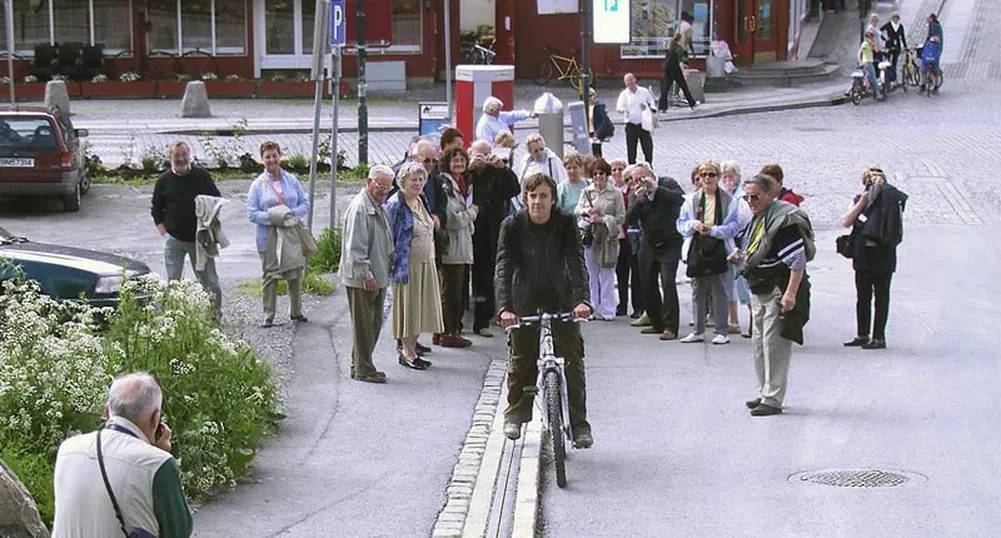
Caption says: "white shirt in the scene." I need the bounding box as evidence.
[616,86,656,125]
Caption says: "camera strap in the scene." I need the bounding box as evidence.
[96,426,134,538]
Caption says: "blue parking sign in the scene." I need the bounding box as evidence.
[329,0,346,46]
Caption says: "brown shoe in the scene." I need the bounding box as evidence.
[433,333,442,345]
[475,328,494,337]
[353,371,387,384]
[640,327,662,335]
[441,334,473,348]
[659,330,677,341]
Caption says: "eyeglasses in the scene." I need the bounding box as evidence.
[742,194,761,202]
[700,172,718,178]
[372,182,393,191]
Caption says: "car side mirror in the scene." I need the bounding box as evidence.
[75,128,88,137]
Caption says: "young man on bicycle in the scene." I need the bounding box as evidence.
[495,173,594,448]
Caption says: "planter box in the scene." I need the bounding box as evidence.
[258,80,315,98]
[12,83,47,101]
[156,80,189,98]
[81,80,157,99]
[325,80,353,98]
[204,79,257,98]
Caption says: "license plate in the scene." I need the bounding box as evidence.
[0,158,34,167]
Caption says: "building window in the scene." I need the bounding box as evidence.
[93,0,132,50]
[148,0,247,55]
[265,0,294,54]
[11,0,50,54]
[392,0,421,48]
[53,0,90,45]
[0,0,132,54]
[621,0,713,58]
[301,0,315,54]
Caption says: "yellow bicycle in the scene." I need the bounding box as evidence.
[534,45,586,90]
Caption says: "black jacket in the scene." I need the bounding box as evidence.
[471,164,521,252]
[625,177,686,250]
[880,21,907,51]
[150,167,220,242]
[591,102,614,141]
[495,210,590,316]
[851,184,907,273]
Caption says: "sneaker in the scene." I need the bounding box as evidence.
[630,312,651,327]
[711,334,730,345]
[504,422,521,440]
[680,332,704,343]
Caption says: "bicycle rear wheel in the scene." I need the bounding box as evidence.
[534,60,554,86]
[545,370,567,488]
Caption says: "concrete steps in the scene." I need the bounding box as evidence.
[730,59,842,87]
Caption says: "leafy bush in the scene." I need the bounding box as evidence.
[309,227,342,274]
[303,272,335,295]
[285,154,309,172]
[0,274,283,525]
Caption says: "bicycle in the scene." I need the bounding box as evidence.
[901,47,921,92]
[534,46,585,91]
[919,41,944,97]
[461,35,496,65]
[506,311,585,488]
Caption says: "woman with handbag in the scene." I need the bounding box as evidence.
[840,168,906,350]
[439,145,478,348]
[573,158,625,321]
[677,161,742,344]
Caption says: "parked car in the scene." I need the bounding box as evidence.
[0,226,151,307]
[0,106,90,212]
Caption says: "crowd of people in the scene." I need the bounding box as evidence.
[856,11,945,100]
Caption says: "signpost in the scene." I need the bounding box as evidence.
[593,0,631,44]
[306,0,330,232]
[329,0,344,228]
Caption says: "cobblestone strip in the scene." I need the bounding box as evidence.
[431,359,508,538]
[511,415,544,538]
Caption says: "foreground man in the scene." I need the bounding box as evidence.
[733,174,815,416]
[53,372,191,538]
[495,173,593,448]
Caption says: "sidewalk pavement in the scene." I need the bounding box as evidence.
[70,80,849,135]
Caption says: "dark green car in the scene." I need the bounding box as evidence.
[0,226,152,307]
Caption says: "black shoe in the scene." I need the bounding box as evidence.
[415,357,432,368]
[745,398,761,409]
[750,403,783,416]
[416,342,432,354]
[573,429,593,449]
[396,339,403,352]
[291,314,308,322]
[616,307,627,317]
[398,353,428,370]
[630,311,641,319]
[261,318,274,328]
[844,336,870,347]
[861,339,886,350]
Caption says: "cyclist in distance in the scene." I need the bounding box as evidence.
[495,173,594,448]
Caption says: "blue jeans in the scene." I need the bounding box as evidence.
[164,234,222,313]
[862,62,878,95]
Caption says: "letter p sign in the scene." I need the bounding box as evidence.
[329,0,346,46]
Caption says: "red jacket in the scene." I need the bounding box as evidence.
[779,187,804,206]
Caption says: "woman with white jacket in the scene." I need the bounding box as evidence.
[573,158,626,320]
[720,161,754,337]
[438,145,479,348]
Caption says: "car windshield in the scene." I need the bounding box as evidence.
[0,117,59,152]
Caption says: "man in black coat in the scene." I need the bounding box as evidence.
[625,163,686,341]
[468,140,521,337]
[495,172,593,448]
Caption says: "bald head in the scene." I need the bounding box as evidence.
[108,372,163,427]
[470,140,492,156]
[410,140,437,173]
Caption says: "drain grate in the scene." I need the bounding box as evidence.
[792,469,916,488]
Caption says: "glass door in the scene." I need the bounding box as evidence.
[259,0,315,69]
[733,0,753,65]
[753,0,777,62]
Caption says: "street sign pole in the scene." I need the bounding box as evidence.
[444,0,453,121]
[306,0,330,233]
[357,0,368,165]
[5,0,14,106]
[581,0,592,124]
[329,0,346,230]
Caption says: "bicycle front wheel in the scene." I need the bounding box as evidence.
[534,60,554,86]
[545,370,567,488]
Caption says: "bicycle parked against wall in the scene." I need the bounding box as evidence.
[533,46,587,91]
[506,311,585,488]
[460,33,496,65]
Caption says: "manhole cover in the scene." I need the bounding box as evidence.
[790,469,925,488]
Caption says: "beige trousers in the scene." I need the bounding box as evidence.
[259,252,302,320]
[750,286,793,408]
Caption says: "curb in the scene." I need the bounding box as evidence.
[511,414,543,537]
[82,93,848,136]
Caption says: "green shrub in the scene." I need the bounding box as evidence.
[303,272,335,295]
[0,274,283,524]
[309,227,342,274]
[285,154,309,172]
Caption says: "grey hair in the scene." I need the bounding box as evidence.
[396,160,428,186]
[369,164,395,182]
[108,372,163,425]
[168,140,190,156]
[410,139,435,157]
[633,161,655,178]
[609,158,627,169]
[622,164,637,180]
[744,173,778,193]
[482,96,503,113]
[720,160,741,177]
[524,133,546,147]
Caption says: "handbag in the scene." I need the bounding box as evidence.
[836,234,853,259]
[96,428,158,538]
[685,191,727,277]
[579,191,596,247]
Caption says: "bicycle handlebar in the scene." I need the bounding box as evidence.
[505,312,585,331]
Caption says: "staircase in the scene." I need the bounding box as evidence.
[729,59,842,87]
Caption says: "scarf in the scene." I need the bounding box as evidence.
[745,201,816,269]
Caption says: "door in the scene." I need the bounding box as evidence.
[733,0,778,65]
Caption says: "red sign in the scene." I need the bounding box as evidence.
[344,0,394,46]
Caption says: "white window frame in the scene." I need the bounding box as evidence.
[150,0,247,56]
[619,0,714,59]
[7,0,133,56]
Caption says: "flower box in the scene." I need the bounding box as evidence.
[325,80,352,98]
[13,83,47,101]
[204,79,257,98]
[80,80,157,99]
[258,80,316,98]
[156,80,190,98]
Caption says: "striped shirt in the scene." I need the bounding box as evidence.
[741,222,807,271]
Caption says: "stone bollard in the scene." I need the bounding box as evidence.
[0,459,50,538]
[44,80,71,116]
[181,81,212,118]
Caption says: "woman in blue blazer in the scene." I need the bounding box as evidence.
[588,88,614,158]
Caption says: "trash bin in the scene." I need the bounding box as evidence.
[534,92,564,158]
[566,101,591,156]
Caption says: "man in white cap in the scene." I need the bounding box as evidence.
[475,96,536,145]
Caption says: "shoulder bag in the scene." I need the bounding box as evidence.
[579,191,596,247]
[685,192,728,277]
[96,428,158,538]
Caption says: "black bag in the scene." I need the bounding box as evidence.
[836,234,853,259]
[685,191,728,277]
[579,191,595,247]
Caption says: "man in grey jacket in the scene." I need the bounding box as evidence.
[339,165,395,383]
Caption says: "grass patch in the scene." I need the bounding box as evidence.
[236,272,335,299]
[92,165,368,187]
